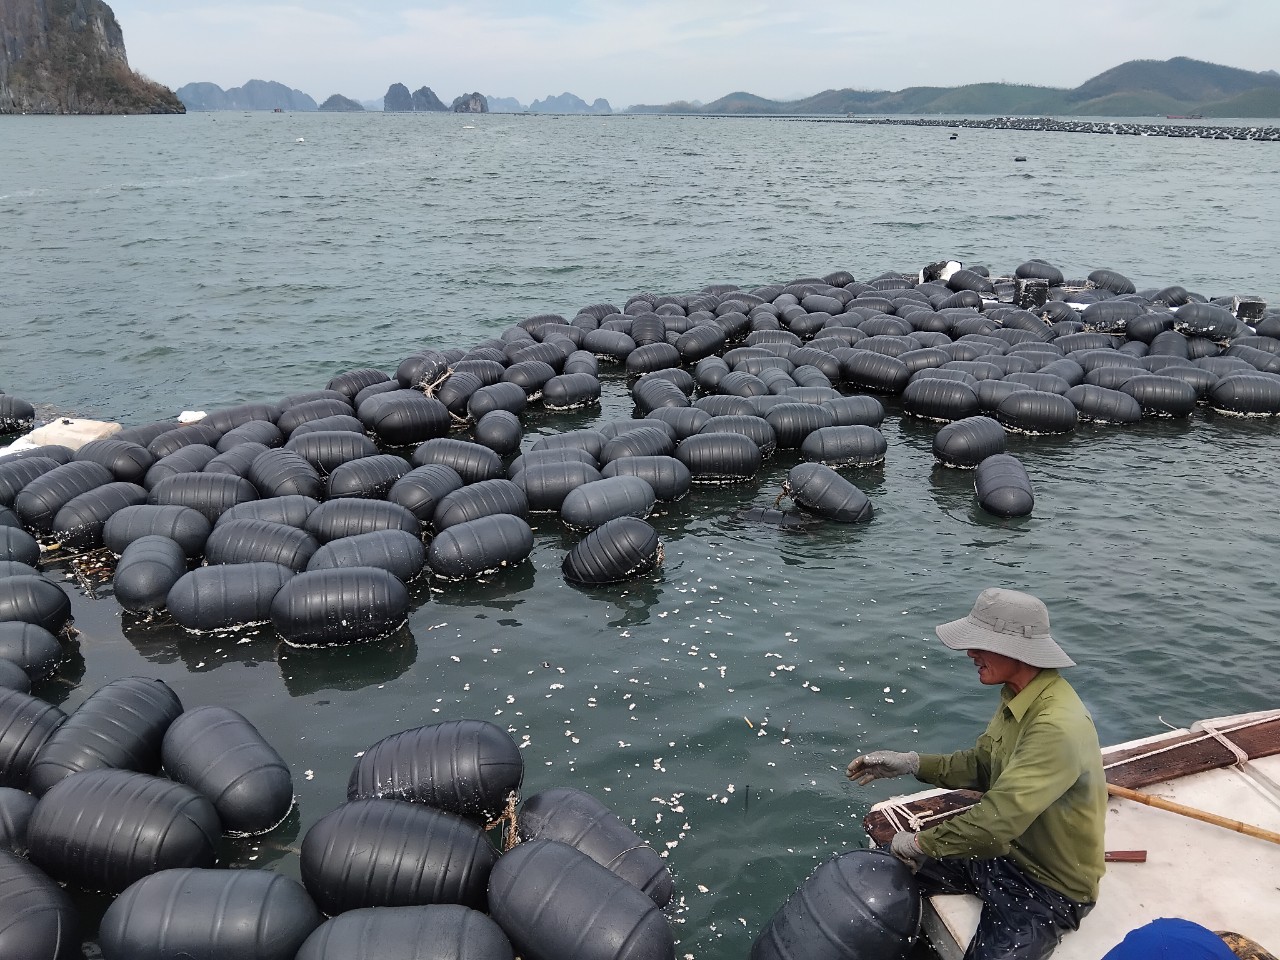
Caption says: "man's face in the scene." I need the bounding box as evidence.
[965,648,1024,686]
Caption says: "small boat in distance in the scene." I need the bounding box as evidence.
[865,709,1280,958]
[1167,113,1204,119]
[273,107,284,113]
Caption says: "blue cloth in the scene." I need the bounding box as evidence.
[1102,918,1238,960]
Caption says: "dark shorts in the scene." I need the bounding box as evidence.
[915,855,1094,960]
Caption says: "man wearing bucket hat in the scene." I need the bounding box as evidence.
[848,588,1107,960]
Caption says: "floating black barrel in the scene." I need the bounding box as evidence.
[601,456,691,503]
[28,769,220,893]
[749,849,919,960]
[0,622,61,681]
[0,575,71,635]
[388,465,465,522]
[1174,302,1240,343]
[433,479,529,531]
[75,437,154,483]
[396,351,451,390]
[822,396,885,428]
[148,423,224,460]
[563,351,598,377]
[305,500,421,543]
[975,454,1035,518]
[144,444,220,489]
[645,407,710,440]
[996,391,1079,434]
[217,495,319,530]
[501,360,558,399]
[510,342,569,371]
[149,472,259,524]
[473,411,523,457]
[902,379,980,422]
[516,461,603,512]
[765,402,836,449]
[205,518,320,571]
[716,370,770,399]
[282,389,350,410]
[354,380,403,408]
[327,454,411,501]
[277,399,354,438]
[1225,343,1280,375]
[700,416,777,458]
[116,422,178,448]
[0,526,37,565]
[693,395,754,417]
[694,356,731,393]
[300,799,496,915]
[1065,385,1143,424]
[677,433,762,483]
[271,567,410,647]
[204,441,270,478]
[1004,371,1071,395]
[348,719,522,821]
[675,324,727,362]
[1149,329,1191,358]
[800,425,887,468]
[488,838,675,960]
[899,347,951,375]
[600,426,675,465]
[0,456,61,508]
[932,416,1007,468]
[99,867,320,960]
[427,515,534,580]
[0,659,30,693]
[295,904,513,960]
[307,529,425,583]
[530,429,606,459]
[632,376,690,415]
[561,477,655,531]
[289,414,366,438]
[1120,375,1198,418]
[113,535,188,614]
[329,367,391,399]
[584,328,637,362]
[1084,367,1136,390]
[1015,260,1063,285]
[840,351,910,393]
[625,343,681,377]
[14,461,113,533]
[0,850,79,960]
[517,788,672,906]
[359,391,451,445]
[542,373,601,411]
[560,519,660,586]
[286,430,380,475]
[413,438,504,485]
[1088,268,1136,294]
[50,481,148,550]
[1080,299,1143,333]
[167,562,294,632]
[162,706,293,835]
[468,383,527,422]
[0,785,37,847]
[0,396,35,434]
[784,463,872,523]
[249,449,323,500]
[28,676,183,796]
[1209,373,1280,416]
[206,402,282,435]
[1036,358,1085,386]
[0,688,66,789]
[104,504,212,558]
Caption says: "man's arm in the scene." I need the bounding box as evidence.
[916,719,1079,859]
[916,740,986,791]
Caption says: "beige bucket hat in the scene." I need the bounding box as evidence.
[935,588,1076,668]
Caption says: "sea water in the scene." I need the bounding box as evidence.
[2,112,1279,957]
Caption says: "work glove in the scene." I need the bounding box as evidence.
[846,749,920,785]
[890,830,928,872]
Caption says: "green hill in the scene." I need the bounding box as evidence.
[625,57,1280,118]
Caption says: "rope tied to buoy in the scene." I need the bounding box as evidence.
[485,790,521,851]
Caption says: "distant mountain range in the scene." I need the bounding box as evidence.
[176,80,316,112]
[627,57,1280,118]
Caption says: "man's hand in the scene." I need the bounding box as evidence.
[890,830,928,871]
[846,750,920,785]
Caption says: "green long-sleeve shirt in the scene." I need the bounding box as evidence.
[914,669,1107,903]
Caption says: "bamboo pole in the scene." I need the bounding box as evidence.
[1107,783,1280,846]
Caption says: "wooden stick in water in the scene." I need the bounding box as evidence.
[1107,783,1280,846]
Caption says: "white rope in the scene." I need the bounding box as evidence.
[1199,719,1252,767]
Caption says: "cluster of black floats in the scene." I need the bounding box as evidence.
[0,676,685,960]
[3,258,1280,649]
[840,115,1280,141]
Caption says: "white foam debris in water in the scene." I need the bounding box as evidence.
[304,770,314,780]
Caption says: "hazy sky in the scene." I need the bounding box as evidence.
[110,0,1279,107]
